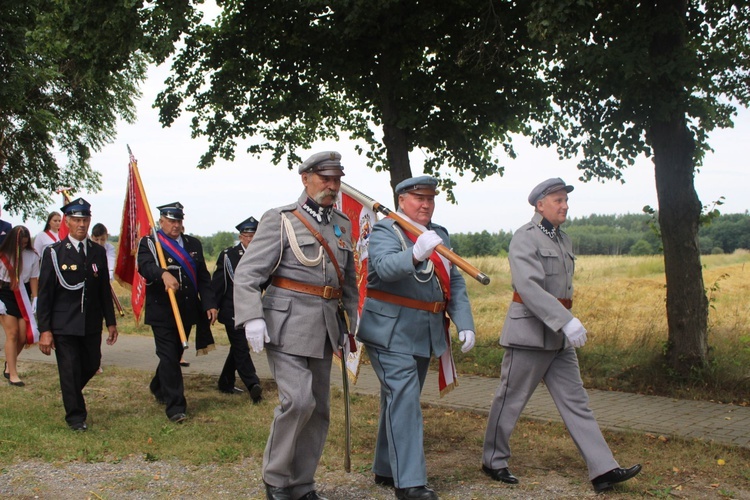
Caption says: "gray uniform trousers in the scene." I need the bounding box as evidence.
[482,346,619,480]
[368,346,431,489]
[263,346,333,499]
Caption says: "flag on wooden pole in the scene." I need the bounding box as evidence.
[114,149,151,322]
[334,190,377,383]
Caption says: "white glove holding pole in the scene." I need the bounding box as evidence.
[562,317,587,348]
[412,230,443,261]
[244,318,270,353]
[458,330,475,353]
[32,297,38,314]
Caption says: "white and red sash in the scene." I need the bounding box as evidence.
[0,254,39,344]
[402,219,457,396]
[44,230,59,243]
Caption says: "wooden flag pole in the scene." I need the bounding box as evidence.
[340,182,491,285]
[127,146,189,348]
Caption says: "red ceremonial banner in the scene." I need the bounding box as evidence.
[334,191,377,383]
[58,191,71,240]
[114,152,152,322]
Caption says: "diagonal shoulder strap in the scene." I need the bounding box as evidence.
[291,209,344,287]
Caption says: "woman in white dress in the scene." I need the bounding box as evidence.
[33,211,62,257]
[0,226,40,386]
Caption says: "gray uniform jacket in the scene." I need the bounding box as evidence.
[357,218,474,358]
[500,212,575,350]
[233,192,358,358]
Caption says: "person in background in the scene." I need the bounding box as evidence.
[137,202,217,424]
[91,223,115,281]
[356,176,476,500]
[33,212,62,257]
[211,216,263,403]
[0,226,39,387]
[233,151,358,500]
[37,199,118,431]
[0,207,11,245]
[481,178,641,492]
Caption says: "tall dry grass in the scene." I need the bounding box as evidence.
[458,251,750,403]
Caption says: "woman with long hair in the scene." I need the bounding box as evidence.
[0,226,40,386]
[33,212,62,257]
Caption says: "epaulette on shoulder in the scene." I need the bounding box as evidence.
[278,202,300,213]
[332,207,350,221]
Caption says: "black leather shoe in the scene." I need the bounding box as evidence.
[8,379,25,387]
[3,362,9,379]
[395,486,438,500]
[297,491,328,500]
[482,464,519,484]
[179,361,190,367]
[592,464,642,492]
[250,384,263,404]
[264,483,292,500]
[168,413,187,423]
[374,474,395,487]
[69,421,88,432]
[219,386,244,395]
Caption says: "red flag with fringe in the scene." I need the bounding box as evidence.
[334,191,377,383]
[114,151,151,322]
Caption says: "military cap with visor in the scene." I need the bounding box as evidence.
[395,175,439,196]
[61,198,92,218]
[298,151,345,176]
[528,178,574,206]
[157,202,185,220]
[236,216,259,233]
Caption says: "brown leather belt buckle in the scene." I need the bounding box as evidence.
[432,302,445,314]
[322,286,335,300]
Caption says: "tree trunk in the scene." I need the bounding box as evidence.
[382,121,412,206]
[650,119,709,374]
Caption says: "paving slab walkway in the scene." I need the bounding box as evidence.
[6,331,750,449]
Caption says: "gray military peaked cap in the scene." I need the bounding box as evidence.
[528,178,574,206]
[298,151,345,176]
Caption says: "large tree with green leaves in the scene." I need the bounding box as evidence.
[0,0,199,219]
[527,0,750,373]
[156,0,548,202]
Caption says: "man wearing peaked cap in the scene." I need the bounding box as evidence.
[482,178,641,492]
[210,216,262,403]
[37,198,118,431]
[357,175,476,500]
[234,151,357,500]
[157,202,184,220]
[137,201,217,424]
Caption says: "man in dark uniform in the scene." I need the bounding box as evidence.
[37,198,118,431]
[211,215,262,403]
[137,202,218,423]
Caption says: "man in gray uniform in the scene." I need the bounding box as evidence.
[482,178,641,493]
[233,151,358,500]
[357,176,476,500]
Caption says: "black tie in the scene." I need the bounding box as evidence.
[78,241,84,256]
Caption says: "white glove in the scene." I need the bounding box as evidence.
[412,230,443,261]
[458,330,475,353]
[32,297,37,314]
[0,300,6,316]
[244,318,270,353]
[562,317,587,348]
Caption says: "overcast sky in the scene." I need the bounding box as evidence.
[5,62,749,238]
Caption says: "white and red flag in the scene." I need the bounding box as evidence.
[335,191,377,383]
[114,150,152,322]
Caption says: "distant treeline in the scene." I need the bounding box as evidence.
[450,212,750,257]
[110,212,750,260]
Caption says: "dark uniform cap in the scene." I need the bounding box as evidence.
[528,178,574,206]
[60,198,92,217]
[157,202,184,220]
[298,151,345,176]
[395,175,439,196]
[236,216,259,233]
